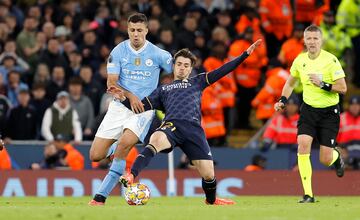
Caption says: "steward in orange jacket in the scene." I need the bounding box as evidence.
[53,134,84,170]
[337,96,360,146]
[252,59,289,121]
[263,96,300,150]
[295,0,328,25]
[259,0,293,40]
[201,84,226,140]
[0,140,11,170]
[228,28,267,89]
[278,24,305,70]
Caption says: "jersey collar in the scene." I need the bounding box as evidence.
[127,40,149,54]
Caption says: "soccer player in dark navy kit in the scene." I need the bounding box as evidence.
[111,39,262,205]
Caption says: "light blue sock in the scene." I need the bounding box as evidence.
[97,158,126,198]
[106,142,117,158]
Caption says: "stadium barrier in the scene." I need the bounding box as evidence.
[1,170,359,197]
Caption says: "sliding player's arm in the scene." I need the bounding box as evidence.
[119,87,164,113]
[205,39,262,85]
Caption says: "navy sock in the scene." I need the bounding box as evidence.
[202,178,217,204]
[131,144,157,177]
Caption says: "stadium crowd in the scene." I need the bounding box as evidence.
[0,0,360,170]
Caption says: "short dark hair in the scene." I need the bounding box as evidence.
[127,13,148,25]
[174,48,197,66]
[304,25,322,35]
[69,76,83,86]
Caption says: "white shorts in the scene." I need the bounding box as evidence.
[95,100,154,142]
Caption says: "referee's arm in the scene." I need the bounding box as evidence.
[309,74,347,94]
[274,75,298,111]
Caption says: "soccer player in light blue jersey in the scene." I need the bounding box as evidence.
[89,13,173,205]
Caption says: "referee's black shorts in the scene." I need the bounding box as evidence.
[297,103,340,148]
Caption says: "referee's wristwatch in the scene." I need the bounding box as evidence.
[319,81,332,91]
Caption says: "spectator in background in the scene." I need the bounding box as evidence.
[79,66,104,116]
[215,10,236,38]
[41,21,56,41]
[336,0,360,87]
[149,3,176,31]
[39,38,68,71]
[147,17,161,44]
[259,0,293,59]
[176,15,198,50]
[68,76,94,140]
[79,30,101,70]
[68,50,82,76]
[337,96,360,170]
[228,27,267,129]
[203,41,236,146]
[30,82,51,139]
[0,39,30,75]
[278,23,305,70]
[46,66,67,102]
[31,142,67,170]
[0,93,11,134]
[252,58,289,123]
[0,54,27,84]
[16,16,40,68]
[41,91,82,143]
[6,71,27,106]
[4,86,37,140]
[262,95,300,151]
[244,154,267,171]
[53,134,84,170]
[0,138,11,170]
[157,28,178,55]
[33,63,51,85]
[320,11,352,70]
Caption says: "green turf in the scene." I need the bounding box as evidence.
[1,196,359,220]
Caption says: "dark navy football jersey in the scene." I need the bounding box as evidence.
[147,73,209,124]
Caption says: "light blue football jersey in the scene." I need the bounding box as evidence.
[107,40,173,100]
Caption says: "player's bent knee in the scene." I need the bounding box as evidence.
[150,131,169,147]
[319,154,332,166]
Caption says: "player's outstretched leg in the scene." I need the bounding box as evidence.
[119,144,157,187]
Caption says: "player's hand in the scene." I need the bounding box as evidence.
[107,86,126,101]
[308,74,321,87]
[127,93,145,114]
[246,39,262,55]
[274,102,285,111]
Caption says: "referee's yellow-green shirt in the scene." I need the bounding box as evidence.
[290,49,345,108]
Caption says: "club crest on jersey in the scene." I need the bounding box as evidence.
[145,59,153,66]
[135,58,141,66]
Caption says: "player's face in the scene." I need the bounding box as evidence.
[304,31,322,54]
[128,22,148,49]
[173,57,193,80]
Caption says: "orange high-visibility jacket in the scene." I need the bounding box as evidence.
[244,165,264,171]
[337,112,360,144]
[252,68,289,120]
[278,38,304,69]
[0,147,12,170]
[263,113,299,144]
[64,143,84,170]
[203,57,237,107]
[259,0,293,40]
[228,39,267,88]
[201,85,226,139]
[312,0,330,25]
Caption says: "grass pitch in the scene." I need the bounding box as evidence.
[1,196,359,220]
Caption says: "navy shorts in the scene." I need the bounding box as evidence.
[298,103,340,148]
[156,120,213,161]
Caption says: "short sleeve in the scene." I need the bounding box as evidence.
[158,49,173,74]
[329,56,345,81]
[107,45,122,74]
[290,59,300,78]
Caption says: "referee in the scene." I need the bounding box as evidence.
[274,25,347,203]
